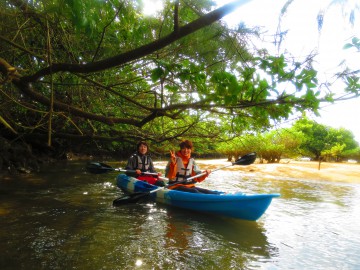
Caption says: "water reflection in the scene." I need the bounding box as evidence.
[163,207,277,269]
[0,161,359,269]
[108,201,275,269]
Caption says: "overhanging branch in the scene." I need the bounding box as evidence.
[22,0,246,82]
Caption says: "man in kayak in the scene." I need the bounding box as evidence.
[126,141,165,186]
[165,140,216,193]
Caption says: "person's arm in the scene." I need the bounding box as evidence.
[147,157,162,176]
[165,151,177,180]
[165,159,178,180]
[192,160,202,174]
[125,156,138,177]
[192,160,210,182]
[125,155,136,170]
[147,157,156,173]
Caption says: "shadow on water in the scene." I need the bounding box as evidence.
[0,161,276,270]
[109,201,276,270]
[1,160,359,269]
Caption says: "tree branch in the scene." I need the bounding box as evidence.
[22,0,246,82]
[13,80,139,126]
[174,0,179,32]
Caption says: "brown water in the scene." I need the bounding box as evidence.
[1,160,359,269]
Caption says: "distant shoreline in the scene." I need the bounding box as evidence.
[155,159,360,184]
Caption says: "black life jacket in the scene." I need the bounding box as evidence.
[133,153,151,172]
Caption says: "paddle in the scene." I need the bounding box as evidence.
[185,152,257,182]
[112,152,257,205]
[86,162,159,176]
[113,185,169,206]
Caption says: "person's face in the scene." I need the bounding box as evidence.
[138,144,148,155]
[180,147,191,158]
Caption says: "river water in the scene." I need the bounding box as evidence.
[1,160,359,270]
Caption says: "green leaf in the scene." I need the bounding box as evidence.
[343,43,354,49]
[150,67,164,82]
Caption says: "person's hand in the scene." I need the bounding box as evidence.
[169,150,176,164]
[157,172,162,176]
[135,169,141,175]
[204,169,211,176]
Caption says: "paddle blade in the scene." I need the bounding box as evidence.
[86,162,114,174]
[234,152,257,165]
[113,192,150,206]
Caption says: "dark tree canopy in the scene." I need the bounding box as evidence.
[1,0,359,159]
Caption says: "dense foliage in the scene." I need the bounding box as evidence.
[0,0,359,172]
[216,118,360,163]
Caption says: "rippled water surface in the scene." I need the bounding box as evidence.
[1,161,359,269]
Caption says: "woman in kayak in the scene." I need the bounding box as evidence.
[165,140,216,193]
[126,141,165,186]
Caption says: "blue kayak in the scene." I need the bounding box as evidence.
[116,174,280,221]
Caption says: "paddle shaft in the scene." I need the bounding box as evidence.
[87,162,158,176]
[86,162,168,181]
[115,168,158,176]
[112,182,178,205]
[186,163,234,181]
[185,152,256,181]
[143,181,183,196]
[136,181,182,196]
[116,168,169,181]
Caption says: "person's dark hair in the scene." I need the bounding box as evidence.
[179,140,193,149]
[137,141,149,151]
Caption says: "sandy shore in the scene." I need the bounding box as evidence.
[156,159,360,184]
